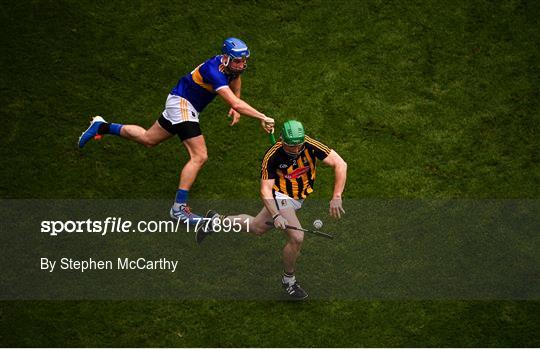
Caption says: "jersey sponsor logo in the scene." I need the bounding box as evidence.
[279,164,289,169]
[283,166,310,179]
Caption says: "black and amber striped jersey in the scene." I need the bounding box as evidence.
[261,136,332,199]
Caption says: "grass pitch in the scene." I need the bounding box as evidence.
[1,0,539,346]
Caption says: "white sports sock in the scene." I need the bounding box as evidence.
[282,274,296,286]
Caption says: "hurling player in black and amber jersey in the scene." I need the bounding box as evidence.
[197,120,347,300]
[261,135,332,200]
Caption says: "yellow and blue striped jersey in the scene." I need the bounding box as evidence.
[170,55,235,113]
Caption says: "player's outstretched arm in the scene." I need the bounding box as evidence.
[322,150,348,218]
[217,87,274,132]
[227,77,242,126]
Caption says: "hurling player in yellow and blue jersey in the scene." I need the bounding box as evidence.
[197,120,348,299]
[78,38,274,223]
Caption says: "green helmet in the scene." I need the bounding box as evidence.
[281,120,305,145]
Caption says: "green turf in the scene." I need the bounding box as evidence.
[2,301,539,347]
[1,0,539,346]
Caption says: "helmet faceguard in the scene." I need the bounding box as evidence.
[221,37,250,77]
[222,55,249,77]
[282,142,306,158]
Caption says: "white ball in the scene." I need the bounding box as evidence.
[313,219,323,229]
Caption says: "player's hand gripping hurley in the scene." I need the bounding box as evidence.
[269,125,277,145]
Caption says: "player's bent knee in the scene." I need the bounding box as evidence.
[200,153,209,164]
[288,232,304,245]
[192,153,208,166]
[142,136,160,148]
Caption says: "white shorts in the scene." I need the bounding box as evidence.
[162,94,200,124]
[275,191,304,211]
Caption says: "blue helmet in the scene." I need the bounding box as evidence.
[222,37,250,59]
[221,37,250,76]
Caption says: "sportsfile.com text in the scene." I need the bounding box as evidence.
[40,217,250,236]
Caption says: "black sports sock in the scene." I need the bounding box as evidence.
[97,123,110,135]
